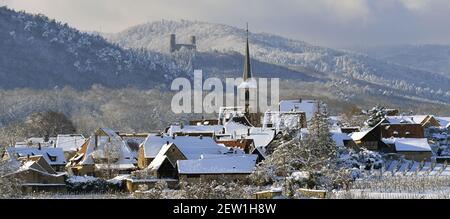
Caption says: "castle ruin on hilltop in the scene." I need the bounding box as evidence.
[169,34,196,53]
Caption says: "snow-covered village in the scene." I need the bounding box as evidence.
[1,1,450,203]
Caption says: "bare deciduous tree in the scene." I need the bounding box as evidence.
[25,111,76,137]
[0,160,22,198]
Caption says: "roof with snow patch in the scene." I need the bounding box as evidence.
[141,135,228,159]
[167,124,224,135]
[436,117,450,128]
[279,100,318,121]
[382,138,431,152]
[177,154,257,174]
[55,134,85,152]
[5,147,66,166]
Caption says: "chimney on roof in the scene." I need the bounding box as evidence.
[166,141,170,145]
[299,98,303,103]
[38,143,41,150]
[199,135,203,140]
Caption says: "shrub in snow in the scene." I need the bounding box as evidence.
[134,181,168,199]
[66,176,122,192]
[181,180,250,199]
[338,148,384,172]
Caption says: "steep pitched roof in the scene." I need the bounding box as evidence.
[147,143,184,171]
[242,25,252,81]
[18,155,56,174]
[77,132,136,166]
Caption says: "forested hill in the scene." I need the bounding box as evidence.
[0,7,188,90]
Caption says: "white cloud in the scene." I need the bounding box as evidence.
[399,0,430,11]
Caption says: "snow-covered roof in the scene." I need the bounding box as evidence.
[410,115,429,124]
[148,154,170,171]
[142,135,228,159]
[11,160,66,178]
[223,121,275,147]
[5,147,66,166]
[16,137,57,148]
[147,143,177,171]
[98,127,119,136]
[79,134,136,166]
[55,134,85,152]
[167,124,224,135]
[332,131,352,147]
[383,116,416,124]
[382,138,431,152]
[27,137,57,144]
[350,129,372,141]
[246,128,275,148]
[436,117,450,128]
[177,155,257,174]
[279,100,318,121]
[263,111,304,131]
[94,163,136,170]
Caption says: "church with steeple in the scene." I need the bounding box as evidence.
[238,24,261,126]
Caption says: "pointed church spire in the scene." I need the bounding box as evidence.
[243,23,252,81]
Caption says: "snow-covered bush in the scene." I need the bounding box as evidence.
[134,181,168,199]
[66,176,122,192]
[181,180,251,199]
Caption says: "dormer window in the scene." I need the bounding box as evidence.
[47,152,57,162]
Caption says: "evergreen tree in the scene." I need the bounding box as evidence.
[299,111,337,171]
[364,106,387,127]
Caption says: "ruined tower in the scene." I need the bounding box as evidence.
[169,34,197,53]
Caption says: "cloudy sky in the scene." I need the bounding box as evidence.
[1,0,450,47]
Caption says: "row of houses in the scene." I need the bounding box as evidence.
[335,115,450,162]
[0,97,322,192]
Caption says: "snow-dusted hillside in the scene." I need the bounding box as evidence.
[0,7,187,89]
[348,44,450,79]
[106,20,450,104]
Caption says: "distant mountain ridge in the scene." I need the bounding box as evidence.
[0,7,449,106]
[347,44,450,79]
[105,20,450,104]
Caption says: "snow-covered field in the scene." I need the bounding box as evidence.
[332,175,450,199]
